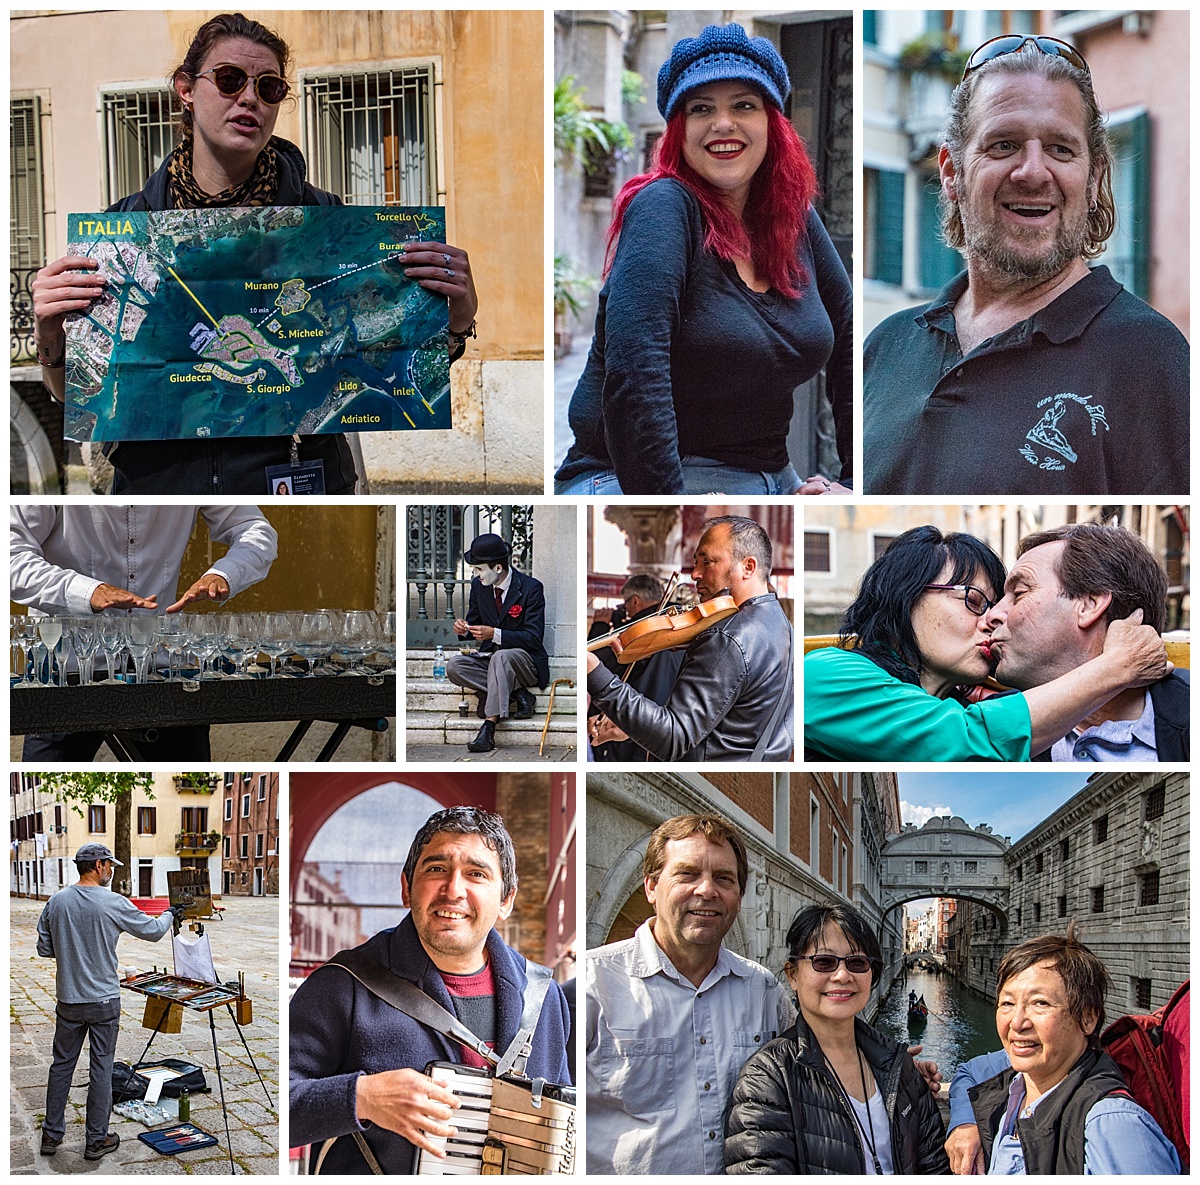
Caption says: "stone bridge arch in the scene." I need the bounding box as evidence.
[880,815,1011,924]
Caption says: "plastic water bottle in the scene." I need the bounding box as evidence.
[433,645,446,680]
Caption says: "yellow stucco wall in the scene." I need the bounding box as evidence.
[12,9,543,358]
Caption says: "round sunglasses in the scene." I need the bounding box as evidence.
[195,64,290,105]
[793,953,876,975]
[962,35,1089,82]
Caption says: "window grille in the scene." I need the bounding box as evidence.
[804,531,831,572]
[1093,814,1109,843]
[101,88,176,207]
[303,66,437,206]
[1144,782,1165,822]
[1091,885,1104,913]
[1139,869,1161,906]
[1134,977,1153,1010]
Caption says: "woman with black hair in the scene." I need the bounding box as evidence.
[32,12,478,494]
[725,903,948,1174]
[803,525,1170,761]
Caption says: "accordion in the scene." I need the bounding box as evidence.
[416,1063,576,1175]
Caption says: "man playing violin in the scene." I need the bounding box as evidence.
[588,574,685,762]
[586,515,793,761]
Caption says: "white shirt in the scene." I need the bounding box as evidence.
[585,919,794,1175]
[11,506,277,616]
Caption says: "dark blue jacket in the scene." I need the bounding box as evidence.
[458,568,550,688]
[289,914,571,1174]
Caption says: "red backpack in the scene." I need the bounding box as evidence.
[1100,979,1189,1172]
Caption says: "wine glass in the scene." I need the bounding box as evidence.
[11,616,32,686]
[190,616,220,680]
[294,611,334,677]
[374,611,397,674]
[15,617,39,687]
[339,611,378,675]
[125,614,158,685]
[37,617,65,687]
[98,617,126,684]
[259,612,293,678]
[157,615,188,683]
[70,617,101,686]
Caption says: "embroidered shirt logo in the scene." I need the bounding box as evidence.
[1019,393,1109,470]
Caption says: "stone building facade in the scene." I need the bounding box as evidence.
[954,771,1188,1016]
[586,770,905,1012]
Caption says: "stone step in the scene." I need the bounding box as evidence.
[406,651,578,678]
[407,710,578,748]
[407,679,575,713]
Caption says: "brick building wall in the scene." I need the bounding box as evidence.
[496,772,550,965]
[707,772,773,831]
[221,772,280,896]
[957,771,1188,1015]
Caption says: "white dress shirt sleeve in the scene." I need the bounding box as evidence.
[10,507,103,615]
[197,506,278,598]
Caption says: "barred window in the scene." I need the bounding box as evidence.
[303,67,438,206]
[101,88,176,207]
[1134,977,1153,1010]
[804,530,831,573]
[1091,885,1104,913]
[1093,814,1109,843]
[1139,869,1161,906]
[1144,783,1165,822]
[1033,902,1041,923]
[1056,894,1067,918]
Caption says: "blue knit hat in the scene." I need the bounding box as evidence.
[657,23,791,121]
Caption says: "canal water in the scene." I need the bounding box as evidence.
[875,968,998,1078]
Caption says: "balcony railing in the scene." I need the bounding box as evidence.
[174,775,219,793]
[11,268,37,363]
[175,831,221,852]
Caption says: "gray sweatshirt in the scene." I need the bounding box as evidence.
[36,883,173,1004]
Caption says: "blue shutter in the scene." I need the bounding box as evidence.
[873,168,905,285]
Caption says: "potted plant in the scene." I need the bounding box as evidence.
[554,254,597,359]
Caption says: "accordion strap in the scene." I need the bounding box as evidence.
[325,948,553,1076]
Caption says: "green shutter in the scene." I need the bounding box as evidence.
[863,10,877,46]
[873,168,905,285]
[1106,111,1150,300]
[919,173,961,291]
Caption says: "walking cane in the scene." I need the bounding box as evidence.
[539,678,575,756]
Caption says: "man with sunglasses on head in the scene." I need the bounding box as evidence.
[586,814,794,1174]
[863,35,1188,497]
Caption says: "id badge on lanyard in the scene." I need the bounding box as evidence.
[267,436,325,494]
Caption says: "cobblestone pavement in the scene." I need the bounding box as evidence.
[11,895,280,1175]
[405,742,577,763]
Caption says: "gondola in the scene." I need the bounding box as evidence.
[907,996,929,1029]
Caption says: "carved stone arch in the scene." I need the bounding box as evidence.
[587,834,651,948]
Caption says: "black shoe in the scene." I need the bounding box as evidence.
[84,1132,120,1161]
[467,720,497,753]
[474,692,487,720]
[511,687,536,720]
[40,1132,61,1157]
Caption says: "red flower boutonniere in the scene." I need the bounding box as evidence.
[508,604,524,619]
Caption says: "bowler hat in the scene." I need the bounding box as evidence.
[464,533,513,566]
[657,23,791,121]
[75,842,123,866]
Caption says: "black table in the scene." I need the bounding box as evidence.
[11,674,395,761]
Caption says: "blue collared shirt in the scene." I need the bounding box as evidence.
[585,920,793,1175]
[1051,691,1158,762]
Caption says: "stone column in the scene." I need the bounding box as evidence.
[533,505,577,661]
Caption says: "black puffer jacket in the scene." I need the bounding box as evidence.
[725,1015,950,1174]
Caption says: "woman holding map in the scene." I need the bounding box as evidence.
[31,12,478,495]
[554,23,852,495]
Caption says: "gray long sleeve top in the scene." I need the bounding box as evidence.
[36,883,174,1004]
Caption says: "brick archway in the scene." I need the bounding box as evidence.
[290,772,497,896]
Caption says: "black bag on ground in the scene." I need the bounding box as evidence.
[112,1058,209,1102]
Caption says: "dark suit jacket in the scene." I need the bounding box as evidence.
[1033,669,1189,760]
[458,568,550,687]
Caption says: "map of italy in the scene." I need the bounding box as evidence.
[64,206,451,442]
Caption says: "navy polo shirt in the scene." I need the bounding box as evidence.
[863,265,1189,495]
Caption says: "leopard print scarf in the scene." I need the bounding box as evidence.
[166,130,280,208]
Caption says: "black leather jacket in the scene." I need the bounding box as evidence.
[725,1015,950,1174]
[586,593,793,761]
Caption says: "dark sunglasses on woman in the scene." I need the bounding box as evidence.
[962,35,1089,82]
[195,64,290,105]
[794,954,876,974]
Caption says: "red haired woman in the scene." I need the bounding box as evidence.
[555,23,851,495]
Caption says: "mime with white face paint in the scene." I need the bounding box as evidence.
[445,533,549,753]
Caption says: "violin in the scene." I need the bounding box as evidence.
[587,587,739,664]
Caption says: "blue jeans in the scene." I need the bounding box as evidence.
[44,998,121,1144]
[554,458,799,496]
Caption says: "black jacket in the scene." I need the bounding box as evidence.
[103,137,358,494]
[456,569,549,688]
[725,1015,950,1174]
[969,1048,1128,1174]
[586,593,793,761]
[1033,669,1189,761]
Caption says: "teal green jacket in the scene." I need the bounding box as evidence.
[804,648,1031,762]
